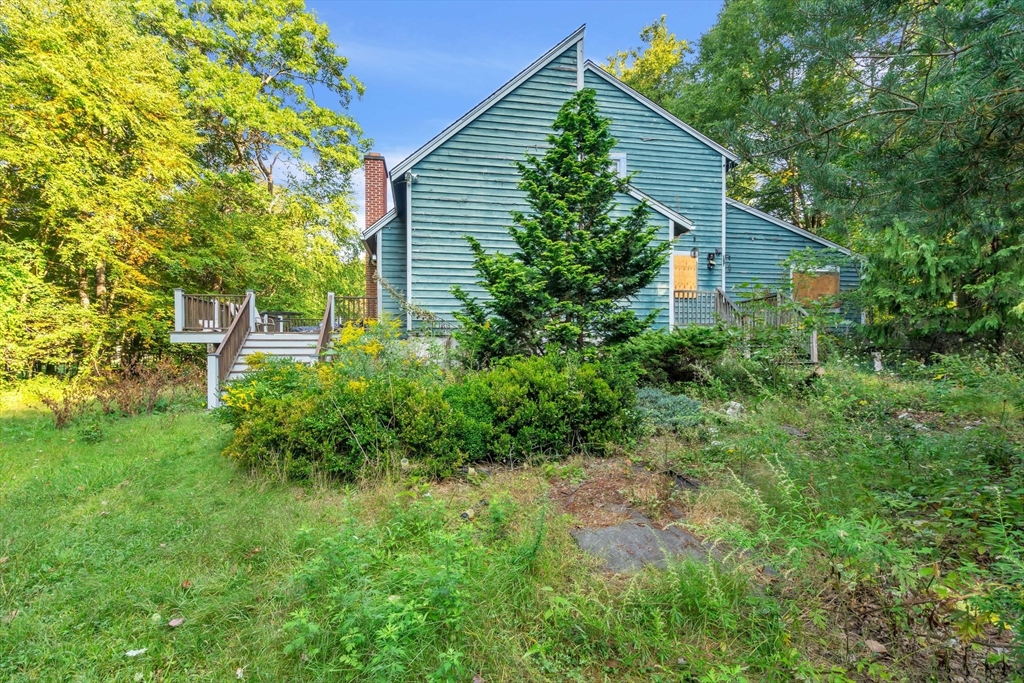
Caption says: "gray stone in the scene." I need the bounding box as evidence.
[571,520,708,573]
[724,401,745,418]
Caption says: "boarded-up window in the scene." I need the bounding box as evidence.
[674,254,698,292]
[793,270,840,303]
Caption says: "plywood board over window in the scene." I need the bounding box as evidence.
[793,270,840,303]
[674,254,698,293]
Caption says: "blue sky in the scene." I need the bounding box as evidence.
[306,0,725,224]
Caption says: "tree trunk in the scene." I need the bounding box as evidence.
[95,261,107,313]
[78,268,90,308]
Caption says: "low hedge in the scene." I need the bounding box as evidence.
[219,323,638,480]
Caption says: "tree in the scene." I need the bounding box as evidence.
[606,5,850,236]
[605,16,690,107]
[792,0,1024,339]
[452,89,670,362]
[0,0,199,371]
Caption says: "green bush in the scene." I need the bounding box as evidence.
[616,326,734,387]
[220,323,637,480]
[453,354,637,461]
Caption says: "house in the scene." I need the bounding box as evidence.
[360,25,857,332]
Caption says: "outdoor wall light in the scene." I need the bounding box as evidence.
[707,252,717,270]
[690,247,699,258]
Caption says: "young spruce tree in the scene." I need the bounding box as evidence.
[452,89,670,362]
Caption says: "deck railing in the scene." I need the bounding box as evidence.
[335,296,376,325]
[175,291,247,331]
[207,291,253,408]
[316,292,335,358]
[674,289,745,327]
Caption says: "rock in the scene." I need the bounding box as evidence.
[724,401,745,418]
[572,520,708,573]
[865,639,887,655]
[780,425,807,438]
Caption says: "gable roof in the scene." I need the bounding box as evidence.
[390,25,586,179]
[626,185,694,231]
[583,61,739,164]
[361,207,397,241]
[726,198,852,256]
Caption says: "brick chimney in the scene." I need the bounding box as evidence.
[363,152,387,318]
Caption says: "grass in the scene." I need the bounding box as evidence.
[2,353,1023,681]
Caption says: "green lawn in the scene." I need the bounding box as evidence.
[0,398,353,681]
[2,358,1022,682]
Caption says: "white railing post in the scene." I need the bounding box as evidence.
[174,288,184,332]
[327,291,335,329]
[213,299,220,330]
[246,290,256,331]
[207,354,220,409]
[809,329,819,365]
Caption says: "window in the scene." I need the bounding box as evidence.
[609,152,627,178]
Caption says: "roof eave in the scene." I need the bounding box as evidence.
[361,207,398,241]
[625,185,695,231]
[583,61,739,164]
[390,25,587,178]
[725,198,854,256]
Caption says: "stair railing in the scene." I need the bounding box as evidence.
[207,290,254,408]
[316,292,335,360]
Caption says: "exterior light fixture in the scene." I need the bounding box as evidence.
[690,247,699,258]
[707,252,716,270]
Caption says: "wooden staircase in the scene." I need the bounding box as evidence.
[170,290,376,408]
[226,332,321,381]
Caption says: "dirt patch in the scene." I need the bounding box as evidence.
[549,458,685,529]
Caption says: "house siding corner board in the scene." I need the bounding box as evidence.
[407,46,580,327]
[724,203,859,296]
[584,69,725,293]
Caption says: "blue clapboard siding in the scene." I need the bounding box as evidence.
[407,45,580,325]
[378,212,406,319]
[725,202,859,295]
[585,67,726,293]
[612,193,673,328]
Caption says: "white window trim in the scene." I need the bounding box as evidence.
[609,152,627,178]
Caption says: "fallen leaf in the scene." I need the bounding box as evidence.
[2,610,17,623]
[125,648,148,657]
[159,543,166,548]
[99,511,109,517]
[473,676,485,683]
[0,556,8,564]
[77,486,85,491]
[168,617,184,628]
[236,667,244,679]
[181,580,192,589]
[865,639,887,654]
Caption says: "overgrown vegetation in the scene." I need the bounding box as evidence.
[6,344,1022,680]
[219,320,639,480]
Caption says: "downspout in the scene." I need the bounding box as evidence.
[721,156,727,291]
[405,172,413,331]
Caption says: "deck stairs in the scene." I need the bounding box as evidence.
[226,332,323,381]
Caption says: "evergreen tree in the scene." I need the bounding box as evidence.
[452,89,669,362]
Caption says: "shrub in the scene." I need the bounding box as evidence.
[452,354,638,462]
[635,386,701,432]
[220,323,637,480]
[616,326,734,387]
